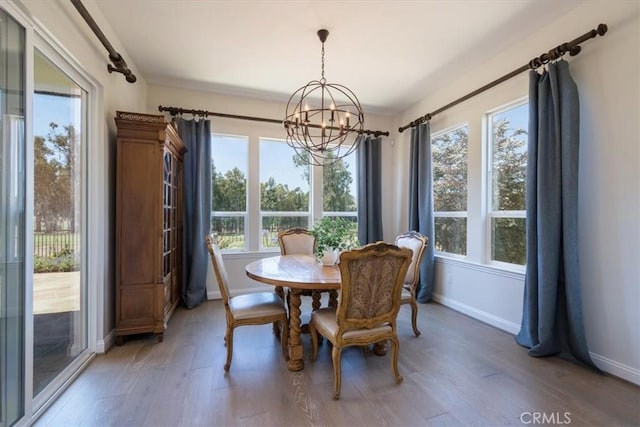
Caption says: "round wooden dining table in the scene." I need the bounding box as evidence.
[245,254,340,371]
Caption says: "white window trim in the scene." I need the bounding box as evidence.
[431,123,469,258]
[484,97,528,268]
[211,133,249,251]
[433,211,468,218]
[322,211,357,217]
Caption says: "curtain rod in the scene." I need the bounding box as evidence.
[70,0,136,83]
[399,23,608,133]
[158,105,390,137]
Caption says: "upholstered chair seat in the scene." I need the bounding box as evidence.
[311,308,392,339]
[229,293,289,321]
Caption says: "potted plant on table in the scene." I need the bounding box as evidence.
[311,217,359,266]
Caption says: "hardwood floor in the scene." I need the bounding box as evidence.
[36,299,639,426]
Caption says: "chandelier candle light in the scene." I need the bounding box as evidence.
[284,29,365,166]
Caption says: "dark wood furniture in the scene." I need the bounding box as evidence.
[114,111,186,343]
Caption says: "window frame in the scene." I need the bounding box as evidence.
[211,132,249,253]
[321,145,358,222]
[258,136,312,252]
[431,123,469,258]
[484,97,528,270]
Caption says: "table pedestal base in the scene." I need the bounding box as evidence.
[373,341,388,356]
[287,291,305,371]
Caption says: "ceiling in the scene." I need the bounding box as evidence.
[91,0,584,116]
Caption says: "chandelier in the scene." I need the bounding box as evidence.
[284,29,365,166]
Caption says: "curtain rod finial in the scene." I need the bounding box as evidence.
[597,23,608,36]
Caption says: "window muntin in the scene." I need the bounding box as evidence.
[260,138,310,249]
[432,125,468,256]
[487,101,527,266]
[211,134,248,251]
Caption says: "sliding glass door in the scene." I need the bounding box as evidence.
[32,48,88,400]
[0,9,26,426]
[0,3,95,422]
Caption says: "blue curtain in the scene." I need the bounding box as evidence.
[357,136,383,244]
[177,118,212,309]
[408,122,435,303]
[516,61,596,369]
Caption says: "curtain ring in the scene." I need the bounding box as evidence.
[569,45,581,56]
[540,53,550,65]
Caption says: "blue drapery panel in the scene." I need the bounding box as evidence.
[357,135,383,244]
[177,118,212,309]
[516,61,596,369]
[408,122,435,303]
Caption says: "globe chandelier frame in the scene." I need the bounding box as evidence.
[284,29,365,166]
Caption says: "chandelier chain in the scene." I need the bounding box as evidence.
[321,41,325,82]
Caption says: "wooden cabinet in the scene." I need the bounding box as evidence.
[114,111,185,343]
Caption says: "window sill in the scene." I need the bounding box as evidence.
[219,250,280,260]
[435,255,525,280]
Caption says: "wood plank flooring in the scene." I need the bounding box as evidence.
[35,299,639,426]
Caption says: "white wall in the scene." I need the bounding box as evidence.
[17,0,149,346]
[391,1,640,384]
[147,84,395,297]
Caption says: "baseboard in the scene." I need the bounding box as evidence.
[433,292,521,334]
[432,292,640,386]
[207,286,273,300]
[96,329,115,354]
[590,352,640,385]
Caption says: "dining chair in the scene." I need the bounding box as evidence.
[309,241,412,399]
[278,228,337,310]
[394,231,428,336]
[278,227,316,255]
[206,234,289,372]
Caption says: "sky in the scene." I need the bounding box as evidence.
[33,93,81,140]
[212,133,357,195]
[497,102,528,134]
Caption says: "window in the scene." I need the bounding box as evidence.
[211,134,358,252]
[259,138,310,249]
[432,125,468,256]
[487,102,528,266]
[322,152,358,242]
[211,134,248,251]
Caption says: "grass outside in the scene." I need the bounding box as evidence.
[34,232,80,273]
[216,231,281,250]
